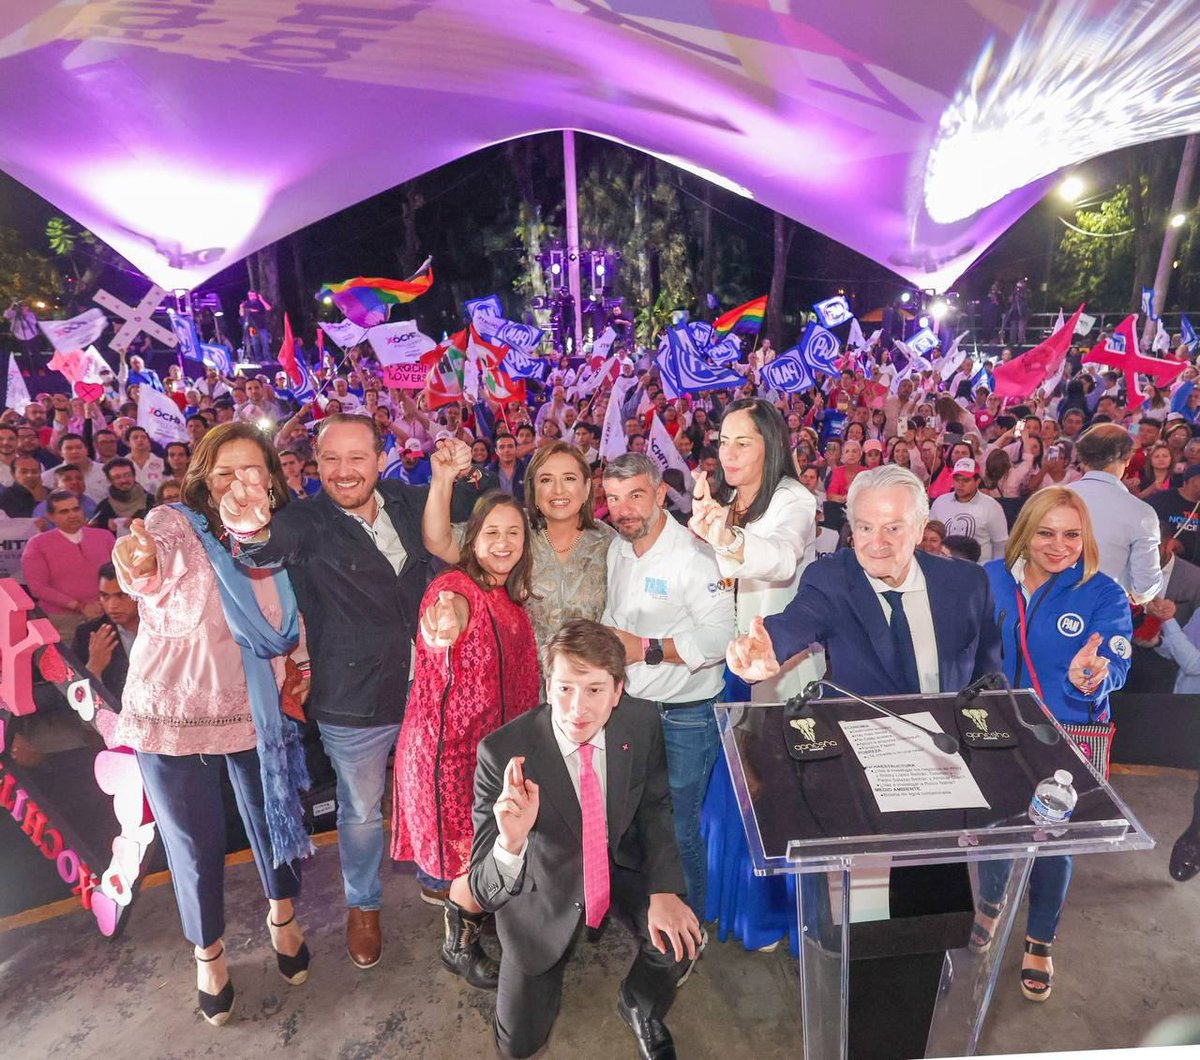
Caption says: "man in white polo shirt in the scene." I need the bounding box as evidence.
[929,457,1009,562]
[601,453,735,919]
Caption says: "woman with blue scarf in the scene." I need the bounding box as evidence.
[113,422,313,1027]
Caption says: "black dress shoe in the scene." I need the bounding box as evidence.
[1170,830,1200,882]
[617,985,676,1060]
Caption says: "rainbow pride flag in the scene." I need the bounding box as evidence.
[714,295,767,336]
[319,258,434,327]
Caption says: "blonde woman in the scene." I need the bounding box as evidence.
[975,487,1132,1002]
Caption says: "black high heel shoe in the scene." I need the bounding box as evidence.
[268,912,311,985]
[196,946,235,1026]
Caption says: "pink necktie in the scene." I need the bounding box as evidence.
[577,742,610,928]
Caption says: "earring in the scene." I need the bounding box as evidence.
[268,487,276,507]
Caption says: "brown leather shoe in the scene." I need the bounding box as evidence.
[346,908,382,969]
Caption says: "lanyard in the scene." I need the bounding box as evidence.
[1013,584,1045,702]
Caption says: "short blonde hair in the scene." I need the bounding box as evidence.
[1004,486,1099,582]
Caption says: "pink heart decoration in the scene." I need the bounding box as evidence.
[74,381,105,403]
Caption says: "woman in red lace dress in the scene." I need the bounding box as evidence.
[391,491,539,990]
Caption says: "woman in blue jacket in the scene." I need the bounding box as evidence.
[976,486,1132,1002]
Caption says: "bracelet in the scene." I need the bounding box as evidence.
[713,526,745,556]
[224,524,266,541]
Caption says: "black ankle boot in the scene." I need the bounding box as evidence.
[441,899,499,990]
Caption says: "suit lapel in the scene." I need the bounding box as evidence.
[848,558,896,676]
[603,711,632,858]
[531,709,582,839]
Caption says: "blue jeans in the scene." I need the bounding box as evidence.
[246,327,271,360]
[656,698,720,919]
[318,722,401,910]
[978,855,1074,942]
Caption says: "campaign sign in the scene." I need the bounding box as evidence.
[381,361,428,389]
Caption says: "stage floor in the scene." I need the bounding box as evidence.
[1,772,1197,1058]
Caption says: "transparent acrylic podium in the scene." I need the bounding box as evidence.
[714,690,1153,1060]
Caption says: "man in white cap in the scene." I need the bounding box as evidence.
[929,457,1009,562]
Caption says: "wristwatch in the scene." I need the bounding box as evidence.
[642,637,665,666]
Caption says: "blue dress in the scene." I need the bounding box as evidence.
[701,669,799,956]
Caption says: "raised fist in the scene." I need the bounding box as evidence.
[219,466,271,534]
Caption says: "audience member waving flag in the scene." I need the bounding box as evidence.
[713,295,767,337]
[425,329,467,409]
[1084,313,1184,409]
[655,324,743,394]
[318,257,434,327]
[992,305,1084,399]
[277,313,318,403]
[1182,314,1198,352]
[761,347,816,393]
[793,320,842,377]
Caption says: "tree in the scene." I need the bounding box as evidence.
[0,226,63,312]
[44,216,124,309]
[1050,187,1135,311]
[768,212,796,347]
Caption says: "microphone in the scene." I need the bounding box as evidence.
[802,679,961,756]
[957,672,1060,746]
[964,672,1060,744]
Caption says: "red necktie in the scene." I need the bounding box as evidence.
[577,742,610,928]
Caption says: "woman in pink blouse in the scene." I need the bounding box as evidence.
[113,422,311,1026]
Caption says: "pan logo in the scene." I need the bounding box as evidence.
[1057,613,1084,637]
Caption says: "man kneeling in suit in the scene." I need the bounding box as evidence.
[469,620,702,1059]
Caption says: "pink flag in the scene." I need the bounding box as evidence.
[992,306,1084,400]
[49,346,110,390]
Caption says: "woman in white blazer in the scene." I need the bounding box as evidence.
[689,398,823,952]
[690,399,825,700]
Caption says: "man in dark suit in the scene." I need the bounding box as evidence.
[470,621,701,1060]
[728,464,1000,1057]
[71,562,137,699]
[729,464,1001,693]
[221,414,485,970]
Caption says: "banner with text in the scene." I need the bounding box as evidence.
[137,383,188,445]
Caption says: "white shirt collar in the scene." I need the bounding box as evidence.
[341,489,385,528]
[865,556,925,595]
[550,714,608,758]
[58,528,84,545]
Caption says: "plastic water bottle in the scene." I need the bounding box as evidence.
[1029,770,1077,833]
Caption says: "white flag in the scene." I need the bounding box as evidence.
[592,326,617,360]
[137,384,188,446]
[847,317,867,351]
[6,355,30,412]
[646,414,693,514]
[1075,312,1096,336]
[1053,308,1065,334]
[599,375,635,461]
[319,319,369,350]
[367,320,437,365]
[39,307,107,352]
[1153,318,1171,352]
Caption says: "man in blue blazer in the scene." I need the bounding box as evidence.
[728,464,1001,694]
[728,464,1002,1059]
